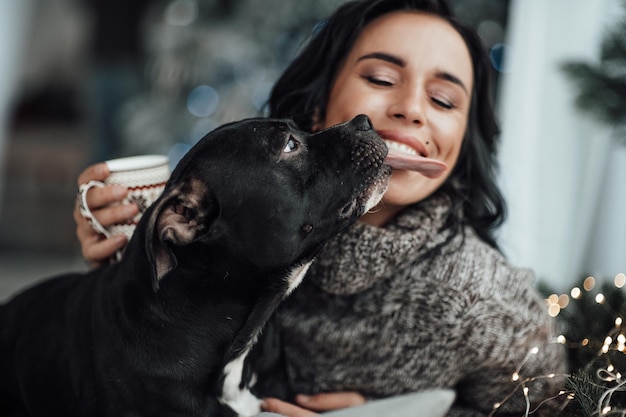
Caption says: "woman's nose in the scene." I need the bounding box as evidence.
[390,88,426,125]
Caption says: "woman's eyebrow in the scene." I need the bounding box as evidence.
[435,71,470,96]
[357,52,405,67]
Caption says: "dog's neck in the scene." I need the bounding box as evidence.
[101,219,306,416]
[109,233,289,378]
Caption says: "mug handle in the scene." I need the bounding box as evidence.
[78,180,111,239]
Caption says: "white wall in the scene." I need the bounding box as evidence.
[497,0,626,291]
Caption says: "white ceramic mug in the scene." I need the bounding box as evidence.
[78,155,170,241]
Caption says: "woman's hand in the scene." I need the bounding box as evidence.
[262,392,366,416]
[73,163,139,267]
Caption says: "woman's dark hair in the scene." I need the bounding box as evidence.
[267,0,506,249]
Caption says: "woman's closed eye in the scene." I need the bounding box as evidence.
[428,82,466,111]
[428,87,459,110]
[431,96,454,109]
[361,74,395,87]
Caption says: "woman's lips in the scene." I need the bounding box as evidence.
[377,130,429,156]
[377,130,448,178]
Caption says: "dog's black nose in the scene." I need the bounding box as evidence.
[352,114,373,131]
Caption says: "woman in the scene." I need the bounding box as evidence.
[74,1,566,416]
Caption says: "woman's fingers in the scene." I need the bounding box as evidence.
[261,398,319,417]
[74,199,138,264]
[295,392,366,412]
[77,162,109,186]
[260,392,366,417]
[84,184,129,212]
[77,162,128,218]
[89,203,139,229]
[80,233,128,268]
[77,162,129,213]
[74,162,139,266]
[74,202,138,239]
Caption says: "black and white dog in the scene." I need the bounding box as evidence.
[0,115,390,417]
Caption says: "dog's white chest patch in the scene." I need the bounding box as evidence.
[285,261,312,296]
[218,261,312,415]
[219,349,261,416]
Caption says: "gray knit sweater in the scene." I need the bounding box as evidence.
[275,194,566,416]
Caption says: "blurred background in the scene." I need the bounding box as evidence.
[0,0,623,301]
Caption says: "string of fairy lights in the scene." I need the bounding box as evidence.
[488,344,568,417]
[489,273,626,416]
[546,273,626,319]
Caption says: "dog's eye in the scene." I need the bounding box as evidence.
[282,136,298,153]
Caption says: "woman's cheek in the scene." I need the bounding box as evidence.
[432,122,466,163]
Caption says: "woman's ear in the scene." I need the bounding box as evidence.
[311,107,323,132]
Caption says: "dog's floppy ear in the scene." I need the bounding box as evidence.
[145,180,217,291]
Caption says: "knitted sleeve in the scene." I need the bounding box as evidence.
[445,254,567,416]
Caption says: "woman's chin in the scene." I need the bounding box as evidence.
[382,170,440,206]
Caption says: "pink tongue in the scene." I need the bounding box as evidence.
[384,151,448,178]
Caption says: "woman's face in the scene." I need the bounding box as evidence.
[320,12,473,225]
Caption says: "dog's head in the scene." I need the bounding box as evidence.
[142,114,390,291]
